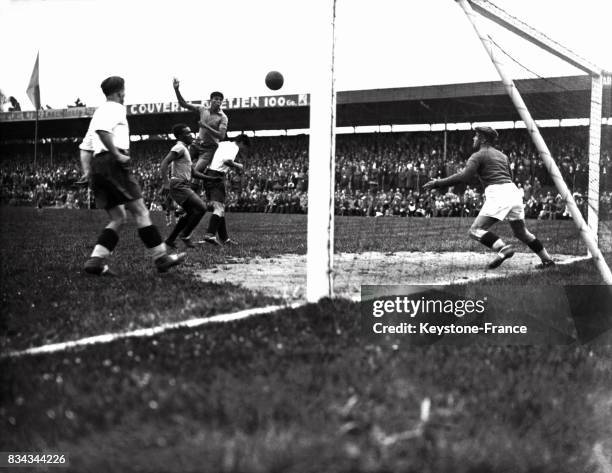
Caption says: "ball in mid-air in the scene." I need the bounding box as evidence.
[265,71,284,91]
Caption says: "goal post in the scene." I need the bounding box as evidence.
[456,0,612,284]
[306,0,338,302]
[588,74,602,242]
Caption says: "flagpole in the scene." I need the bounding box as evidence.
[34,108,39,168]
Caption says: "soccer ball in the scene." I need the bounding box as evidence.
[265,71,284,91]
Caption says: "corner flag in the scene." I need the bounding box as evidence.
[26,52,41,110]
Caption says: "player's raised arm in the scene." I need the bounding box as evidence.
[172,78,198,113]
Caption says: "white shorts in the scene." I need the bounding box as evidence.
[479,183,525,221]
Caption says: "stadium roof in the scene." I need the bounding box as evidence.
[1,75,610,140]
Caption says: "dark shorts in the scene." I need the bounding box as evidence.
[189,142,218,193]
[90,151,142,210]
[204,170,226,203]
[169,179,199,206]
[190,141,218,172]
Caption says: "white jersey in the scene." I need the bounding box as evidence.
[90,101,130,155]
[209,141,239,173]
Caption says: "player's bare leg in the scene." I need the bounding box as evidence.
[509,219,555,268]
[192,147,214,195]
[194,157,210,174]
[468,215,514,269]
[216,203,236,245]
[162,193,175,226]
[166,195,206,248]
[84,205,127,276]
[165,213,188,248]
[201,201,224,246]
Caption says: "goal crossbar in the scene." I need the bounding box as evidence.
[466,0,603,76]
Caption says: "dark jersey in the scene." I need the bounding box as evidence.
[464,146,513,188]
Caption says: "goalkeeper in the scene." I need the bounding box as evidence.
[423,126,555,269]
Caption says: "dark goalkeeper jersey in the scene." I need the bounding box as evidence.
[464,146,513,188]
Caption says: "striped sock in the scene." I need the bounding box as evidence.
[138,225,166,261]
[91,228,119,258]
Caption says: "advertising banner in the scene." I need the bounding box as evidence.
[0,94,309,122]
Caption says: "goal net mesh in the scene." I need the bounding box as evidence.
[327,5,611,299]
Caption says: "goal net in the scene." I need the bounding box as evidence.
[311,0,612,300]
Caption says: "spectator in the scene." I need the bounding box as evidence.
[2,127,609,222]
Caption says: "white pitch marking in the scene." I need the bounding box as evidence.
[2,302,306,360]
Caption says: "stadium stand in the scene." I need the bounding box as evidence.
[1,127,610,220]
[2,76,610,220]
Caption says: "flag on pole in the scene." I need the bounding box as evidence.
[26,52,41,110]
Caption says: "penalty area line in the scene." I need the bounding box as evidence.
[2,302,306,360]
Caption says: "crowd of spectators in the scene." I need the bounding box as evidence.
[1,127,611,221]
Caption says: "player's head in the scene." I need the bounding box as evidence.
[172,123,193,144]
[101,76,125,104]
[234,133,251,151]
[210,91,224,111]
[473,126,498,148]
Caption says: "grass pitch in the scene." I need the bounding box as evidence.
[1,207,612,472]
[1,207,602,352]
